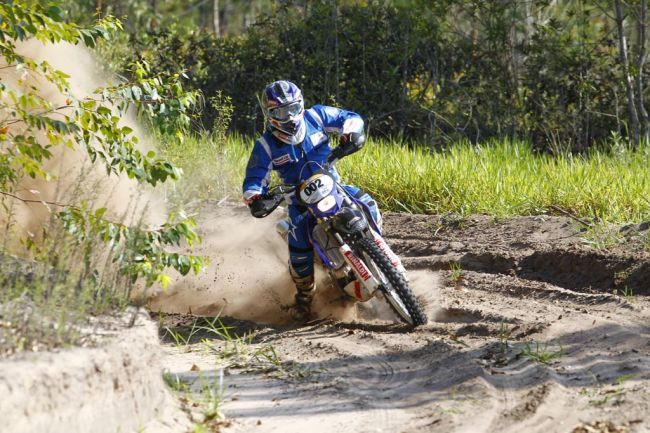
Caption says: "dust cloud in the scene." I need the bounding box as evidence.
[354,269,442,323]
[409,269,443,319]
[150,204,442,325]
[0,40,165,246]
[148,205,357,324]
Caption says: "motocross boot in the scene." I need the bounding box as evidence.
[290,272,315,322]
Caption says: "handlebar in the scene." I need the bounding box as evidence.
[249,161,339,219]
[264,184,297,199]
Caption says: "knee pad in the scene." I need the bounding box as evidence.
[288,242,313,278]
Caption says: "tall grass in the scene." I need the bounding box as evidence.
[210,136,650,223]
[0,174,154,356]
[160,133,250,206]
[0,228,132,357]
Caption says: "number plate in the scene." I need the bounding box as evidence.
[299,174,335,204]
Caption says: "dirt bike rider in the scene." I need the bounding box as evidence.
[242,80,380,321]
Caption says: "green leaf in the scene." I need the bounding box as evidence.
[158,273,172,290]
[131,86,142,100]
[46,6,65,22]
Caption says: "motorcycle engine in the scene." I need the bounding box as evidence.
[312,223,346,269]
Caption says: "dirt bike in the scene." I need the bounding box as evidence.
[250,162,428,327]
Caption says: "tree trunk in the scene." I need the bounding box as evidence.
[636,0,649,140]
[510,1,519,139]
[333,0,340,103]
[615,0,640,144]
[213,0,220,37]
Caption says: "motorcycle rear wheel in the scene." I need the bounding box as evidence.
[355,237,428,326]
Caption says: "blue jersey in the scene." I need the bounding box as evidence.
[242,105,364,200]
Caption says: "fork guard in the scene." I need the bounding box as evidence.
[339,243,379,301]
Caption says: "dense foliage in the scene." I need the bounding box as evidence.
[85,0,650,151]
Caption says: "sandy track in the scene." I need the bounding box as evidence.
[157,208,650,433]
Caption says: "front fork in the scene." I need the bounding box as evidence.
[330,230,409,302]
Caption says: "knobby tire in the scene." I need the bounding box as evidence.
[355,237,428,326]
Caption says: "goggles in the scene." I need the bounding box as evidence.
[268,100,303,122]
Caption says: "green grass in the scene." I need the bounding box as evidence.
[163,368,227,431]
[192,135,650,223]
[580,373,636,407]
[519,341,564,364]
[341,139,650,222]
[448,262,464,286]
[160,133,250,206]
[497,322,513,355]
[619,286,636,304]
[579,222,625,249]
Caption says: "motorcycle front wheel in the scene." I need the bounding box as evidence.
[355,237,428,326]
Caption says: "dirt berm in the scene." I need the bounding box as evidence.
[0,309,189,433]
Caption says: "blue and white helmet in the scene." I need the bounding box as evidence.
[261,80,306,145]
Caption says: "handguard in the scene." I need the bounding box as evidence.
[327,132,366,164]
[249,194,283,218]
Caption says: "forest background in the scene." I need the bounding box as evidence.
[67,0,650,152]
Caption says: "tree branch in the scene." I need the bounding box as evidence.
[0,190,176,234]
[0,190,67,207]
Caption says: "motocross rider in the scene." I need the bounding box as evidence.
[242,80,380,321]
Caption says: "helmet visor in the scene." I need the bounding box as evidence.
[269,101,303,122]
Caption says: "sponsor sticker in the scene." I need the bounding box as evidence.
[272,153,293,166]
[343,250,371,281]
